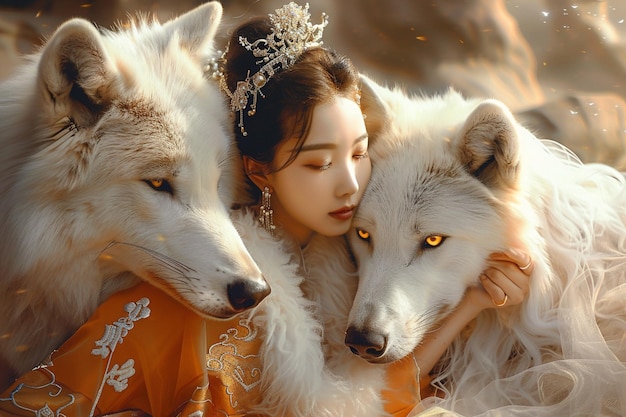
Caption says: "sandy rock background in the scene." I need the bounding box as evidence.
[1,0,626,168]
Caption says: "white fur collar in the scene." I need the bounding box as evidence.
[231,209,387,417]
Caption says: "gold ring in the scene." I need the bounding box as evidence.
[519,260,532,271]
[494,294,508,307]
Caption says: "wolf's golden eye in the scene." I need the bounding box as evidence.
[424,235,445,248]
[145,178,173,194]
[356,228,370,241]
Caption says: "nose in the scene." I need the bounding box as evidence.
[344,326,388,360]
[336,162,360,197]
[227,278,271,312]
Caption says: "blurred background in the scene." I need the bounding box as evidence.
[1,0,626,168]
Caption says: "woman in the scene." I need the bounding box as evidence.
[218,4,531,415]
[0,3,531,417]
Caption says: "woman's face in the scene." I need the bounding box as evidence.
[267,96,371,246]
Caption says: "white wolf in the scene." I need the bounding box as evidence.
[346,75,626,415]
[0,3,270,385]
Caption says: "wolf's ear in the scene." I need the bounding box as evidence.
[359,74,392,140]
[163,1,223,57]
[457,99,520,189]
[38,19,117,128]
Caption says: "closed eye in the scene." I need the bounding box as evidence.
[144,178,174,195]
[306,162,332,171]
[353,151,369,160]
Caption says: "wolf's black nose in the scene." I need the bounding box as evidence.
[344,326,388,360]
[227,279,271,312]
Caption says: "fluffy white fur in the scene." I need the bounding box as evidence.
[232,208,389,417]
[347,75,626,416]
[0,3,270,384]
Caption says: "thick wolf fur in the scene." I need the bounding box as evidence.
[347,75,626,415]
[231,209,388,417]
[0,3,270,383]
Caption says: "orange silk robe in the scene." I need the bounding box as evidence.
[0,282,423,417]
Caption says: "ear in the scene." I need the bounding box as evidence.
[242,156,270,191]
[359,73,392,140]
[37,18,118,128]
[162,1,223,57]
[457,99,521,189]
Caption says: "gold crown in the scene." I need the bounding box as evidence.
[214,2,328,136]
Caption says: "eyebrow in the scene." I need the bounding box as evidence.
[295,132,369,152]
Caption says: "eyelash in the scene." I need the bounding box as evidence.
[306,162,332,171]
[307,152,368,171]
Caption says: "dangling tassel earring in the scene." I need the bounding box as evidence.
[259,186,276,235]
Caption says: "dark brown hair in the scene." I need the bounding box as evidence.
[223,15,361,199]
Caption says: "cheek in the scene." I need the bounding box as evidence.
[362,162,372,184]
[274,170,316,200]
[356,161,372,195]
[273,173,323,216]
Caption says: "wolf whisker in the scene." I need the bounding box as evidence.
[102,241,197,276]
[406,305,444,338]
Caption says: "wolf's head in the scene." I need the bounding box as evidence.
[345,75,532,363]
[0,3,269,321]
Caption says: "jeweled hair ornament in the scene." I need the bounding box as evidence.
[217,2,329,136]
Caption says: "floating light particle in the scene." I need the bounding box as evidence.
[99,253,114,261]
[416,36,427,41]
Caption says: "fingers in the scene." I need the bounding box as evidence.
[489,248,534,276]
[479,273,508,307]
[481,267,525,306]
[482,249,533,308]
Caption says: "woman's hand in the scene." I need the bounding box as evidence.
[467,248,533,311]
[412,249,533,379]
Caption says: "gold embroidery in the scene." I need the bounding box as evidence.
[206,318,262,410]
[0,368,76,416]
[0,297,152,417]
[175,383,217,417]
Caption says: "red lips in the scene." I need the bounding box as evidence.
[329,206,355,221]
